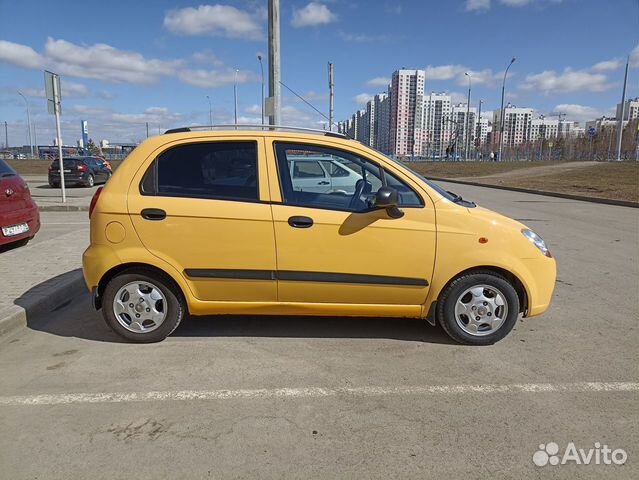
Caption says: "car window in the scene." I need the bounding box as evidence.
[292,160,325,178]
[274,142,422,212]
[144,141,258,202]
[321,161,349,178]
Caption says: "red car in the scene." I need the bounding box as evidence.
[0,159,40,248]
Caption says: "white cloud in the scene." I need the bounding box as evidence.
[0,40,44,69]
[20,81,89,98]
[367,77,391,87]
[630,44,639,68]
[553,104,609,123]
[96,90,114,100]
[192,50,224,67]
[425,64,503,86]
[178,68,258,88]
[43,38,181,84]
[164,5,262,39]
[465,0,490,12]
[338,32,389,42]
[591,59,623,72]
[292,2,337,28]
[520,68,611,93]
[353,93,372,106]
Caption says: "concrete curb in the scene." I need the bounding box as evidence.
[430,177,639,208]
[38,204,88,212]
[0,270,85,337]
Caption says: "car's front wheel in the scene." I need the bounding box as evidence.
[436,271,520,345]
[102,270,185,343]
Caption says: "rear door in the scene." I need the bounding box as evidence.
[290,158,331,193]
[127,137,277,303]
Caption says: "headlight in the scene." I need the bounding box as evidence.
[521,229,552,257]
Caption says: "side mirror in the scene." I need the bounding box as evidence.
[374,186,404,219]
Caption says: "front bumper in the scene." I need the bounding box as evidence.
[522,256,557,317]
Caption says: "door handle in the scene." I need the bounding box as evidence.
[288,216,313,228]
[141,208,166,221]
[317,181,330,185]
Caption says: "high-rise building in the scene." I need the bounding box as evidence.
[476,117,489,146]
[530,118,559,140]
[389,69,426,157]
[617,97,639,121]
[493,106,533,146]
[374,92,391,154]
[451,103,477,156]
[423,92,452,158]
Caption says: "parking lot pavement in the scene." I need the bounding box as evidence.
[0,184,637,479]
[24,174,101,210]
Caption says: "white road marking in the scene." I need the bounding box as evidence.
[0,382,637,406]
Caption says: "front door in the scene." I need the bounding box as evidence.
[268,140,436,306]
[128,138,277,303]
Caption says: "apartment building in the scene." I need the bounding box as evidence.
[389,69,426,157]
[423,92,452,158]
[530,118,559,140]
[617,97,639,121]
[493,106,533,146]
[374,92,391,154]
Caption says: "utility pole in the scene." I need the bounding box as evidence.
[498,57,516,162]
[45,71,66,203]
[17,91,34,157]
[4,121,8,149]
[267,0,281,126]
[477,100,483,159]
[464,72,472,160]
[146,122,149,138]
[206,95,213,126]
[257,55,265,126]
[233,69,239,128]
[615,56,629,161]
[328,62,334,131]
[538,114,545,161]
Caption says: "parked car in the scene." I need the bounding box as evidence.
[96,157,112,171]
[0,159,40,248]
[48,156,112,188]
[83,127,556,345]
[288,156,362,194]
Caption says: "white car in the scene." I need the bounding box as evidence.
[288,155,362,194]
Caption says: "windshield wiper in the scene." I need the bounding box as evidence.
[1,172,17,178]
[447,190,463,202]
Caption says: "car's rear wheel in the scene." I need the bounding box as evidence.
[436,271,519,345]
[102,270,185,343]
[85,174,95,187]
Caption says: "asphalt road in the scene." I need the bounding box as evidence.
[0,183,637,479]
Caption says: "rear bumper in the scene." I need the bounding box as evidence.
[0,203,40,245]
[48,172,89,184]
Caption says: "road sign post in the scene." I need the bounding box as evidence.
[45,71,65,203]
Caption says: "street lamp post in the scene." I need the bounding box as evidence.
[498,57,516,162]
[257,55,265,126]
[464,72,472,161]
[233,69,239,129]
[17,91,34,158]
[538,114,545,161]
[477,99,483,160]
[206,95,213,126]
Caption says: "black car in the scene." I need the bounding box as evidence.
[48,156,112,188]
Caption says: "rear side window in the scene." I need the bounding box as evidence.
[142,141,258,202]
[292,161,325,178]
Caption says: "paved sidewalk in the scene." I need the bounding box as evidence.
[24,175,97,211]
[0,227,89,334]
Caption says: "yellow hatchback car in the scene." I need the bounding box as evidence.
[83,126,556,345]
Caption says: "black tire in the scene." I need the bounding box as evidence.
[102,270,185,343]
[85,174,95,187]
[436,271,519,345]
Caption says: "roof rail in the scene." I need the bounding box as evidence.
[163,124,350,138]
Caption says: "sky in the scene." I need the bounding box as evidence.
[0,0,638,145]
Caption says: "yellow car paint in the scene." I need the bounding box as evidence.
[83,130,556,327]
